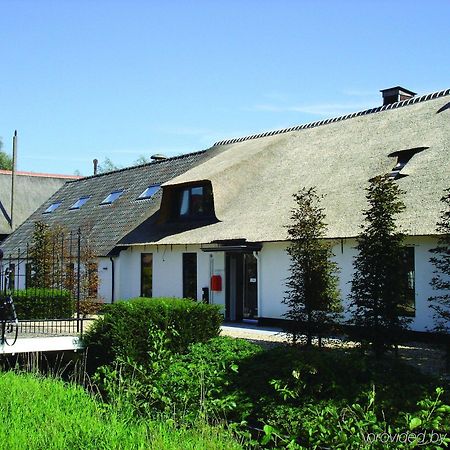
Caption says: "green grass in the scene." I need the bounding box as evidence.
[0,371,242,450]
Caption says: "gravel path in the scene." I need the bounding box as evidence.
[220,324,449,380]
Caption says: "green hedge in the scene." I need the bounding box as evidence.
[83,297,223,369]
[11,289,75,320]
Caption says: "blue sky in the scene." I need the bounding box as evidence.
[0,0,449,175]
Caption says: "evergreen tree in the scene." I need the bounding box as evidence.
[283,187,341,346]
[429,188,450,332]
[349,175,411,356]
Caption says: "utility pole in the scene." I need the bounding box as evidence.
[10,130,18,229]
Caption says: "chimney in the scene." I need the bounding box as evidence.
[151,154,167,161]
[93,158,98,175]
[380,86,416,106]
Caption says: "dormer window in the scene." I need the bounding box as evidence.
[137,184,160,200]
[101,190,124,205]
[388,147,428,179]
[175,183,214,220]
[44,201,62,214]
[69,196,90,210]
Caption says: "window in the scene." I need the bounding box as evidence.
[87,262,98,298]
[65,263,75,292]
[101,190,124,205]
[388,147,427,179]
[141,253,153,297]
[138,184,160,200]
[176,184,214,220]
[7,264,15,290]
[25,263,32,289]
[69,196,90,210]
[182,253,197,299]
[44,201,62,214]
[398,247,415,317]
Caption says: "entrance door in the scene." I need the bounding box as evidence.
[226,253,258,321]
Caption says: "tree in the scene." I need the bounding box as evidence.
[349,175,411,357]
[0,138,13,170]
[429,188,450,332]
[283,187,341,346]
[97,157,121,174]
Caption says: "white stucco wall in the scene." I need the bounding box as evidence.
[107,236,443,333]
[256,237,441,332]
[113,245,225,310]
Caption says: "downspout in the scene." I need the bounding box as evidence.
[253,251,261,320]
[109,257,115,303]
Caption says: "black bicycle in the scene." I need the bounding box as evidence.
[0,293,18,346]
[0,251,19,346]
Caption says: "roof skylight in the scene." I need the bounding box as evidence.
[69,196,90,210]
[137,184,160,200]
[44,201,62,214]
[101,190,124,205]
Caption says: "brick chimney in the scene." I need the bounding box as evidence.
[380,86,416,106]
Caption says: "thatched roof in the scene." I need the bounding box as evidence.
[122,88,450,246]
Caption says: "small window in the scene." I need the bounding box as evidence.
[183,253,197,299]
[101,190,124,205]
[69,196,90,210]
[141,253,153,297]
[44,201,62,214]
[175,184,214,220]
[137,184,160,200]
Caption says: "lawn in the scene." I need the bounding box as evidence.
[0,371,242,450]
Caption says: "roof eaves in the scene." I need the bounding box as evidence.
[213,88,450,147]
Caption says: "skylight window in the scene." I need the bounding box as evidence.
[44,201,62,214]
[137,184,160,200]
[69,196,90,210]
[101,190,124,205]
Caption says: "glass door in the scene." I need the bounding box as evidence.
[243,253,258,320]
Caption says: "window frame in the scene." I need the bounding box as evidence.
[100,190,124,205]
[182,253,197,300]
[43,201,62,214]
[137,184,161,200]
[69,196,91,210]
[174,183,214,221]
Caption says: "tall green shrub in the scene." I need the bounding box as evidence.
[83,297,223,369]
[283,187,341,346]
[12,288,74,319]
[349,175,411,356]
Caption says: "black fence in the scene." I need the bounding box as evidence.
[1,228,99,338]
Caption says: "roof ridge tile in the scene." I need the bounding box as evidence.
[213,88,450,147]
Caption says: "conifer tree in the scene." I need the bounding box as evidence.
[283,187,341,346]
[349,175,411,356]
[429,188,450,332]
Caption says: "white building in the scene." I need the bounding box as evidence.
[3,86,450,332]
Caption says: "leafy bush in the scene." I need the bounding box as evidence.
[95,332,262,421]
[83,297,223,369]
[11,288,75,319]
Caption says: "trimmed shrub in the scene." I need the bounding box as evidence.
[11,288,75,319]
[83,297,223,369]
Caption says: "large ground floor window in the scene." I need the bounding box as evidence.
[141,253,153,297]
[182,253,197,300]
